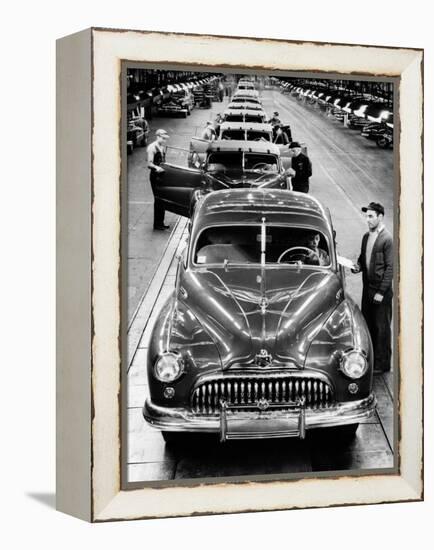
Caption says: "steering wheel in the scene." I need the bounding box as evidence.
[251,162,269,171]
[278,246,312,264]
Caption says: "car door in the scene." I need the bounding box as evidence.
[188,137,209,168]
[155,163,203,217]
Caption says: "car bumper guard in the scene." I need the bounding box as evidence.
[143,393,377,441]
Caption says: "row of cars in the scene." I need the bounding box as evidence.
[142,78,377,445]
[153,80,297,216]
[126,77,223,154]
[281,82,393,149]
[157,78,224,116]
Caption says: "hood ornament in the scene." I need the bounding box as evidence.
[257,397,270,410]
[259,296,269,313]
[255,348,272,367]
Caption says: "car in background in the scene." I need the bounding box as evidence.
[233,89,260,100]
[361,122,390,141]
[152,140,293,217]
[171,89,195,113]
[127,120,146,154]
[157,98,190,118]
[376,127,393,149]
[218,121,273,142]
[143,189,376,443]
[230,95,262,107]
[236,81,256,91]
[223,108,267,124]
[227,101,263,111]
[346,115,371,130]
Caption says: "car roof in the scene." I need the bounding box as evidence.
[206,140,280,154]
[227,103,263,110]
[219,121,273,131]
[232,95,261,101]
[193,189,333,236]
[234,89,259,95]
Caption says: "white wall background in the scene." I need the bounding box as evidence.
[1,0,432,547]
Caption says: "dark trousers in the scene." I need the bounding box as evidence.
[361,287,392,372]
[149,171,166,227]
[292,181,309,193]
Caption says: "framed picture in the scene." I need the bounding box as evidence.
[56,28,423,522]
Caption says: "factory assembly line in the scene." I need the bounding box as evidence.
[126,73,394,482]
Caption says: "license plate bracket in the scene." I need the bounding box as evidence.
[219,397,306,442]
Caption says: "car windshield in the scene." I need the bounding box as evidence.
[245,115,264,123]
[247,131,271,141]
[194,225,331,266]
[225,114,244,122]
[229,103,262,110]
[207,152,278,173]
[221,130,245,140]
[233,98,260,105]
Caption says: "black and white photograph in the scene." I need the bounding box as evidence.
[2,0,430,537]
[124,67,396,485]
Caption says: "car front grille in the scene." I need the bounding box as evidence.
[191,373,334,415]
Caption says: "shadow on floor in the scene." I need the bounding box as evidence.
[26,492,56,509]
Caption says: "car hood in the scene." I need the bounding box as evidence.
[205,171,284,189]
[177,266,342,369]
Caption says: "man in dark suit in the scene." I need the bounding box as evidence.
[352,202,393,372]
[287,141,312,193]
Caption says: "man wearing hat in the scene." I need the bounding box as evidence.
[269,112,281,126]
[147,129,169,230]
[273,124,290,145]
[352,202,393,372]
[287,142,312,193]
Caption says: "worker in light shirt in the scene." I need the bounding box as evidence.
[147,129,170,230]
[352,202,393,373]
[201,121,216,141]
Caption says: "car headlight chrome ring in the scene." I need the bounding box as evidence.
[154,352,184,383]
[340,349,368,379]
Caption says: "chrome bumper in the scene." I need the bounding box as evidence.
[143,393,376,441]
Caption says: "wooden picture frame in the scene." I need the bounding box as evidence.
[56,27,423,522]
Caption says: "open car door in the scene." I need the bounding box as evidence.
[155,163,203,217]
[188,137,209,168]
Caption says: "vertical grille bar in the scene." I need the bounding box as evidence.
[275,381,280,403]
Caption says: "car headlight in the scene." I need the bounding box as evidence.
[340,349,368,379]
[154,352,184,382]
